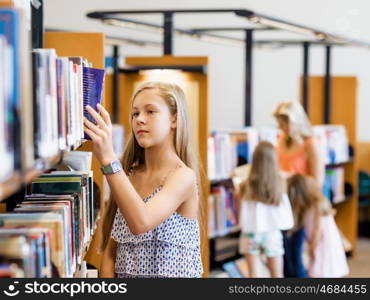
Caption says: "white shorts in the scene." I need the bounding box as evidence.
[239,230,284,257]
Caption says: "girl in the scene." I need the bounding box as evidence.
[83,81,203,278]
[238,141,294,278]
[287,174,349,278]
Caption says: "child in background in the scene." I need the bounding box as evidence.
[287,174,349,277]
[238,141,294,278]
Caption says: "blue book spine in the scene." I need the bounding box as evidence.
[82,67,105,140]
[0,9,20,107]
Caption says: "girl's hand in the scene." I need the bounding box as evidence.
[83,104,118,167]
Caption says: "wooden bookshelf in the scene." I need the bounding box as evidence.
[301,76,359,253]
[44,32,105,269]
[358,143,370,173]
[0,153,64,202]
[105,55,210,276]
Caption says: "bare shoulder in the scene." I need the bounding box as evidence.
[306,137,319,154]
[164,165,197,201]
[170,165,197,185]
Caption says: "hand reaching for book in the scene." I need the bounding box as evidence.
[83,104,118,167]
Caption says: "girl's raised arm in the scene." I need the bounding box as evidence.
[84,104,197,235]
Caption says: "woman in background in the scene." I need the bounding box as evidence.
[273,101,324,187]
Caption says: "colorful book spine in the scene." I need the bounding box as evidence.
[82,67,105,140]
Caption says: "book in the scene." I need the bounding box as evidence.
[69,57,84,143]
[30,173,93,263]
[0,213,65,277]
[82,67,105,140]
[0,227,52,278]
[14,203,73,277]
[0,7,33,172]
[62,151,92,172]
[55,58,67,150]
[0,236,30,276]
[0,9,20,174]
[222,260,243,278]
[23,194,79,274]
[0,35,14,181]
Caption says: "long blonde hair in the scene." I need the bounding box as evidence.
[287,174,332,232]
[244,141,283,206]
[273,101,313,144]
[100,81,201,251]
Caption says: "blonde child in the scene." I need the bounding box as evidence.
[84,81,203,278]
[238,141,294,278]
[287,174,349,277]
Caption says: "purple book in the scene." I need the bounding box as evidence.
[83,67,105,139]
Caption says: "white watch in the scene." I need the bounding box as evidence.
[100,160,122,175]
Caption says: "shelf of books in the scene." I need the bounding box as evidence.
[0,2,107,277]
[301,75,358,254]
[207,129,249,271]
[208,125,353,274]
[44,31,106,273]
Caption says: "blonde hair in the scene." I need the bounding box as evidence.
[287,174,332,232]
[100,81,201,252]
[273,101,313,141]
[244,141,283,206]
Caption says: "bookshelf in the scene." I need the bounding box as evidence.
[1,0,105,275]
[301,75,359,253]
[358,143,370,173]
[44,31,105,270]
[358,143,370,237]
[207,130,251,271]
[105,55,210,275]
[0,155,60,201]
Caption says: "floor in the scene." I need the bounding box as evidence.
[347,238,370,277]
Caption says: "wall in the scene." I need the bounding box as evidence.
[44,0,370,141]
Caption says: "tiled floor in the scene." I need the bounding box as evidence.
[347,238,370,277]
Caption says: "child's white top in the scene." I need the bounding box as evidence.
[239,193,294,233]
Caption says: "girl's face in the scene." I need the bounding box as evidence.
[131,89,176,148]
[276,115,290,136]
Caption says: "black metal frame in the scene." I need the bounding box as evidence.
[163,12,173,55]
[31,0,43,48]
[87,8,370,129]
[245,30,253,126]
[87,9,268,56]
[324,45,332,124]
[112,45,120,123]
[119,65,206,74]
[302,42,310,113]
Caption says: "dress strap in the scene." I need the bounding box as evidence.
[159,165,183,187]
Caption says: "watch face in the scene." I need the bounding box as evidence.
[112,161,121,173]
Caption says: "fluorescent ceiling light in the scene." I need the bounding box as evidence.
[102,18,164,34]
[248,16,314,38]
[191,33,245,47]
